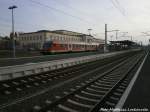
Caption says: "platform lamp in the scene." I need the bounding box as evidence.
[8,5,18,58]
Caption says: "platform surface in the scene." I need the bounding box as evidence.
[123,51,150,111]
[0,51,100,67]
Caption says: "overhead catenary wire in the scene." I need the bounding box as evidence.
[51,0,90,16]
[114,0,126,16]
[28,0,95,26]
[0,16,55,32]
[109,0,136,31]
[110,0,132,24]
[51,0,106,27]
[2,0,130,37]
[24,0,108,36]
[109,0,126,16]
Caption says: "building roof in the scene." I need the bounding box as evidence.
[19,29,104,42]
[19,30,52,35]
[19,29,89,37]
[52,30,84,36]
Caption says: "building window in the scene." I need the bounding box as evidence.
[55,36,58,40]
[49,36,51,40]
[37,35,39,40]
[34,36,36,40]
[31,36,33,40]
[40,35,42,40]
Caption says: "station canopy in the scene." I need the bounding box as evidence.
[109,40,136,46]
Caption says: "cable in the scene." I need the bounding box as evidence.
[28,0,93,25]
[0,16,54,32]
[114,0,126,16]
[109,0,135,27]
[52,0,107,27]
[51,0,90,17]
[109,0,126,16]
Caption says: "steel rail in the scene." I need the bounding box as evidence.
[0,51,139,111]
[34,52,143,112]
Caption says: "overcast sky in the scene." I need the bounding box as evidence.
[0,0,150,44]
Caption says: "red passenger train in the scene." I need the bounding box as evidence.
[41,40,102,54]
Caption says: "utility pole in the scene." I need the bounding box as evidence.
[104,24,108,53]
[115,30,119,39]
[104,24,120,53]
[86,29,92,51]
[131,36,132,41]
[8,5,17,58]
[110,35,113,41]
[107,29,119,40]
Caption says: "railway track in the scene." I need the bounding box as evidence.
[0,51,144,112]
[0,52,134,103]
[28,52,144,112]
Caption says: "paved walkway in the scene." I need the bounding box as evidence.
[123,51,150,111]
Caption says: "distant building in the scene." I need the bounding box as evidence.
[16,30,104,50]
[0,37,12,50]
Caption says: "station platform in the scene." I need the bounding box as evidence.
[0,51,100,67]
[122,51,150,111]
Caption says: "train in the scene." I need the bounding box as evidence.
[41,40,104,54]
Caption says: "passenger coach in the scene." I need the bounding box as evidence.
[42,40,101,54]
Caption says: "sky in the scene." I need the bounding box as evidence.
[0,0,150,45]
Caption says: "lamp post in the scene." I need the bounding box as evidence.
[8,5,17,58]
[86,29,92,50]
